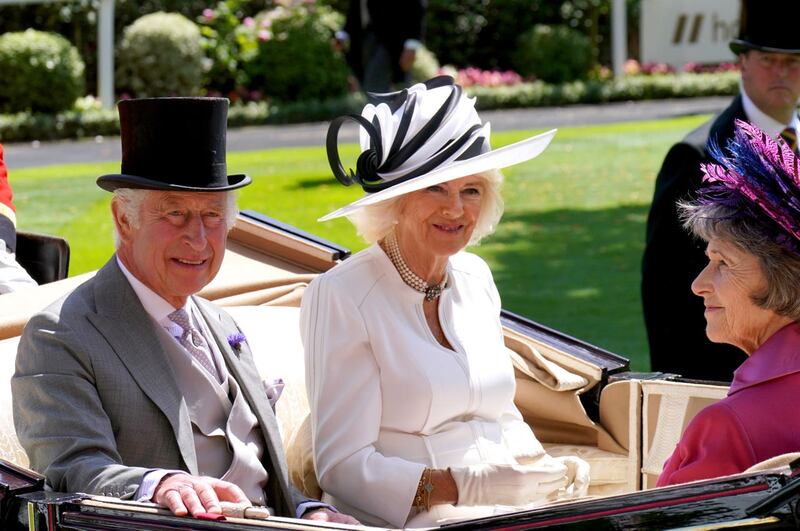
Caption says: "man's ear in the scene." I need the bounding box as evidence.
[111,198,134,243]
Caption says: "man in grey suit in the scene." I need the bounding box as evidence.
[11,98,356,524]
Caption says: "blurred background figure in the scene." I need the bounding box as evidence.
[335,0,426,93]
[641,0,800,381]
[0,144,37,294]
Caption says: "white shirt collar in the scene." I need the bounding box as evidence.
[740,83,800,136]
[116,255,195,335]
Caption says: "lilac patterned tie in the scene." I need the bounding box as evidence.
[168,308,219,379]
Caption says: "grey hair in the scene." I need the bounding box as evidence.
[111,188,238,247]
[680,199,800,320]
[346,169,505,245]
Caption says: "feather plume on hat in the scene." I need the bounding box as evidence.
[698,119,800,254]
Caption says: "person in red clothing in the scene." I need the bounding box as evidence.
[0,144,36,293]
[657,120,800,486]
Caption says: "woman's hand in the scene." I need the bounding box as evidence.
[553,455,590,498]
[450,459,568,507]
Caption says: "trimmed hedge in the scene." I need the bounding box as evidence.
[0,93,367,142]
[116,12,205,97]
[468,72,739,109]
[0,30,85,114]
[0,73,739,143]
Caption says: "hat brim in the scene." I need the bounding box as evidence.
[97,173,252,192]
[319,128,556,221]
[729,39,800,55]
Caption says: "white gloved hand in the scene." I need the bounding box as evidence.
[450,458,568,507]
[554,455,590,498]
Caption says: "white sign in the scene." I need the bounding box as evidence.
[641,0,739,67]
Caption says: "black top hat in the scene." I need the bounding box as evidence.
[729,0,800,55]
[97,97,251,192]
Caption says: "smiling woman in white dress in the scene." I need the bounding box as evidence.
[300,76,590,528]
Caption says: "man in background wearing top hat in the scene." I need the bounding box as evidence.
[642,0,800,381]
[11,98,356,524]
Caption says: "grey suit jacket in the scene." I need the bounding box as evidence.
[12,257,305,517]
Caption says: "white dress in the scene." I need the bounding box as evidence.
[300,244,546,528]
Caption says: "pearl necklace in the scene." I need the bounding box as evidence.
[384,232,448,301]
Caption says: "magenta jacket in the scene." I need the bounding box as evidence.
[657,322,800,486]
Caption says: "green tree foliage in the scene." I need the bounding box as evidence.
[0,0,645,100]
[0,30,84,113]
[513,25,593,83]
[424,0,638,71]
[197,1,255,96]
[240,3,349,102]
[426,0,565,70]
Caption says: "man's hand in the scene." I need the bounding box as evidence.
[303,507,360,525]
[153,473,251,517]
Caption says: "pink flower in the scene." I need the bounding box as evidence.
[202,8,215,21]
[258,30,272,42]
[682,61,739,74]
[243,17,255,28]
[456,67,522,87]
[623,59,640,76]
[639,62,674,75]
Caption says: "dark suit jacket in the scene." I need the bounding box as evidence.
[344,0,425,83]
[12,257,306,516]
[641,95,748,381]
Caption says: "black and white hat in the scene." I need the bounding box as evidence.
[321,76,555,221]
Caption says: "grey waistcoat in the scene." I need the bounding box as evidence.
[155,324,269,505]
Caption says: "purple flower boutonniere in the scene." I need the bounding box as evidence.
[227,332,246,352]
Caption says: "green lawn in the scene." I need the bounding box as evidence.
[11,115,707,370]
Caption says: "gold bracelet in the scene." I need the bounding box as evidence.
[413,468,434,512]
